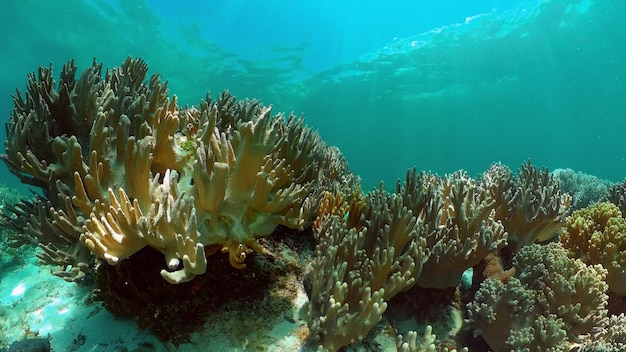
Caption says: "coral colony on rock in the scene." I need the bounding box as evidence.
[1,58,626,351]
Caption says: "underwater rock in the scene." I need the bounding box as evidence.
[8,338,51,352]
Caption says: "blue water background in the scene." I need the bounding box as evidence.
[0,0,623,191]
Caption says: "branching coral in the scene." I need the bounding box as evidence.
[559,202,626,295]
[307,188,429,351]
[1,57,352,283]
[396,325,468,352]
[604,179,626,214]
[572,313,626,351]
[398,161,569,289]
[551,168,613,210]
[306,167,509,350]
[483,161,571,250]
[411,170,507,288]
[467,243,609,352]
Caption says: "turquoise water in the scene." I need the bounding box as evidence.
[1,0,623,190]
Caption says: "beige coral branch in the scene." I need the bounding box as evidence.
[160,205,208,284]
[81,187,148,265]
[308,188,427,351]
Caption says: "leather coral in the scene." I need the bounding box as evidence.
[1,57,351,283]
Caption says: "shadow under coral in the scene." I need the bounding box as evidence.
[93,226,312,345]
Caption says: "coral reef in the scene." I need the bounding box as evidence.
[553,168,613,209]
[604,178,626,214]
[1,57,587,351]
[396,326,468,352]
[306,188,429,351]
[571,313,626,351]
[551,168,613,210]
[305,161,570,350]
[306,166,508,351]
[0,57,352,284]
[559,202,626,295]
[467,243,609,352]
[414,169,507,289]
[483,161,571,250]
